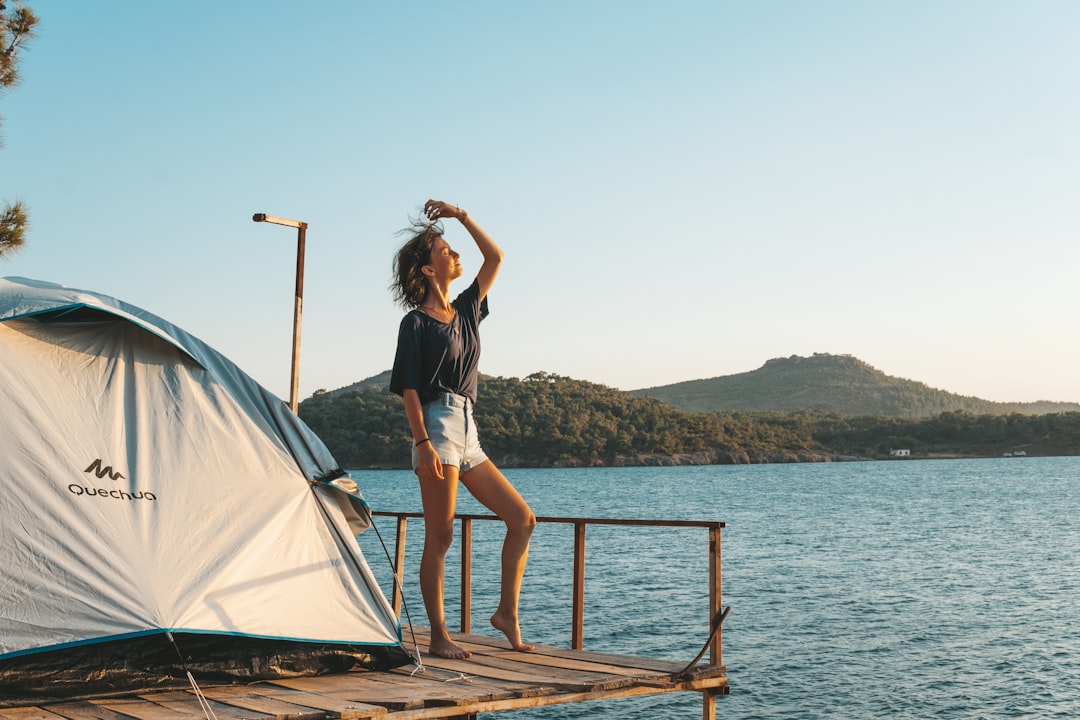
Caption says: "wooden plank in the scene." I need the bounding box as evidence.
[364,675,730,720]
[133,691,273,720]
[360,679,521,711]
[416,654,633,693]
[414,654,572,686]
[422,628,700,675]
[371,666,548,706]
[0,708,70,720]
[429,636,674,679]
[89,698,190,720]
[386,666,557,701]
[371,679,509,709]
[269,674,379,695]
[425,650,630,687]
[269,676,425,712]
[509,653,672,680]
[195,687,328,720]
[342,671,480,694]
[407,654,542,685]
[343,670,486,705]
[253,687,387,719]
[407,626,695,674]
[32,702,133,720]
[680,665,730,681]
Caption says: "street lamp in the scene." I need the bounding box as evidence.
[252,213,308,414]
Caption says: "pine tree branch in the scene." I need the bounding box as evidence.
[1,3,38,88]
[0,199,28,257]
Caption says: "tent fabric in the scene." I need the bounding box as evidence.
[0,277,403,694]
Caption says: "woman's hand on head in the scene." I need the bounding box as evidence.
[424,199,467,223]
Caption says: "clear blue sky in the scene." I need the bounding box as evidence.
[3,1,1078,404]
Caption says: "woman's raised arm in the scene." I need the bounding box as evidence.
[424,199,503,300]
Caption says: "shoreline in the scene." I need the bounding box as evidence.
[352,450,1071,471]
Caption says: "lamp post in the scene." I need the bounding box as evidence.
[252,213,308,414]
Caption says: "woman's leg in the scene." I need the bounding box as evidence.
[417,464,471,659]
[460,461,537,651]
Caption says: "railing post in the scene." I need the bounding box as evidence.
[393,516,407,618]
[702,688,717,720]
[572,521,586,650]
[708,524,722,667]
[461,517,472,634]
[702,523,723,720]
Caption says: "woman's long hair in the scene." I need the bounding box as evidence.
[391,218,444,309]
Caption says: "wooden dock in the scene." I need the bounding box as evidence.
[0,628,727,720]
[1,512,727,719]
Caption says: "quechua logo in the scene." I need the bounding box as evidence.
[71,459,156,502]
[85,458,125,480]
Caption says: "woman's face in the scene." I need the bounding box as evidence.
[426,237,462,282]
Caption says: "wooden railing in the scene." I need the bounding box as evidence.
[372,512,726,667]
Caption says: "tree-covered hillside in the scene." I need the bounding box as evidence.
[632,353,1080,417]
[299,371,1080,468]
[301,372,830,468]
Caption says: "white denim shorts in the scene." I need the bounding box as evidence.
[412,393,489,473]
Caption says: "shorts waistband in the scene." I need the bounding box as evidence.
[431,392,471,409]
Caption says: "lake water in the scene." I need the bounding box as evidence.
[351,457,1080,719]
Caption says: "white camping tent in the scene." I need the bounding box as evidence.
[0,277,404,697]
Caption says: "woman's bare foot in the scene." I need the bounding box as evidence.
[428,637,471,659]
[491,610,535,652]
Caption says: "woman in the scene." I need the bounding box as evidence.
[389,199,536,660]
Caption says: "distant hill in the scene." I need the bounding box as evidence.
[302,370,847,467]
[324,370,393,397]
[302,364,1080,466]
[630,353,1080,418]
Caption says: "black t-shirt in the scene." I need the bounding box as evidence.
[389,279,489,405]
